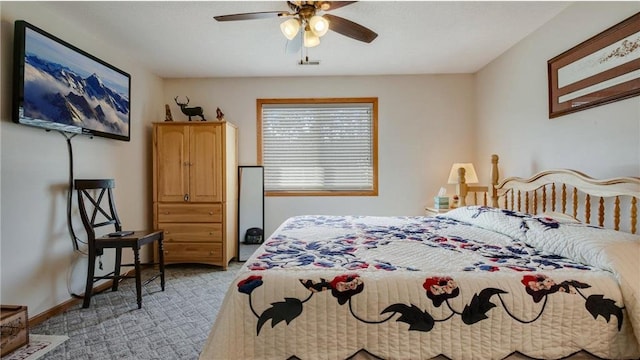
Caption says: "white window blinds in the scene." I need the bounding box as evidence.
[261,102,375,193]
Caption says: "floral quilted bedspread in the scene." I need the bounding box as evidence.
[246,211,593,273]
[200,207,640,360]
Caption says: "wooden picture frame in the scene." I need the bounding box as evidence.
[547,12,640,118]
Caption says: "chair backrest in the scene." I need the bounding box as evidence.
[75,179,122,241]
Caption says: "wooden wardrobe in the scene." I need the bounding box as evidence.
[152,121,238,269]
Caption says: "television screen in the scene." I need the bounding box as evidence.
[12,20,131,141]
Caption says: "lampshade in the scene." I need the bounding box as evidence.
[303,30,320,47]
[309,15,329,37]
[447,163,479,184]
[280,18,301,40]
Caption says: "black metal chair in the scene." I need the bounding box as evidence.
[75,179,165,309]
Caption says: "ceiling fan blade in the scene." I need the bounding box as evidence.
[324,1,357,11]
[323,14,378,43]
[214,11,286,21]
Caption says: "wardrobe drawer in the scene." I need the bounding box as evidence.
[159,223,222,243]
[157,203,222,223]
[163,242,222,264]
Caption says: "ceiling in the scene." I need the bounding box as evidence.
[43,1,571,78]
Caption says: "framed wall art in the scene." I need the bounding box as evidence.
[547,12,640,118]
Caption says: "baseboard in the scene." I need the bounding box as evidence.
[28,270,135,327]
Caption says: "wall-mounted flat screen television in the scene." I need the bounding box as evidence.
[12,20,131,141]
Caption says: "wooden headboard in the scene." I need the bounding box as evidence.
[456,154,500,208]
[494,170,640,234]
[456,155,640,234]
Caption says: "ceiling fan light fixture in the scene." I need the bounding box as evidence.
[280,18,301,40]
[309,15,329,37]
[303,30,320,47]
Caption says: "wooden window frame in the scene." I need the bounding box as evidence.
[257,97,379,197]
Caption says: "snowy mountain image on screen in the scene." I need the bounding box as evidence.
[22,53,129,136]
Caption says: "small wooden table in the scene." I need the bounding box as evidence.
[424,207,450,217]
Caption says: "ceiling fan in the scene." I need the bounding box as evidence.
[213,1,378,48]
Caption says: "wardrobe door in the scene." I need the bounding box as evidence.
[156,125,189,203]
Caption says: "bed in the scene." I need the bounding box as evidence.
[199,156,640,360]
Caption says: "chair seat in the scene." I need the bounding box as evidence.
[95,230,163,249]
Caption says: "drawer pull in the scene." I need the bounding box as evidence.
[209,232,214,235]
[210,251,214,255]
[164,211,170,215]
[209,211,214,215]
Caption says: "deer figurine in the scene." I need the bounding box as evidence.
[174,96,206,121]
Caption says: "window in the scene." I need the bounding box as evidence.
[258,98,378,196]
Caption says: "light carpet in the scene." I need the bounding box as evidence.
[30,262,243,359]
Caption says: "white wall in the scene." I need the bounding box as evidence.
[0,2,164,316]
[476,2,640,179]
[164,75,476,235]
